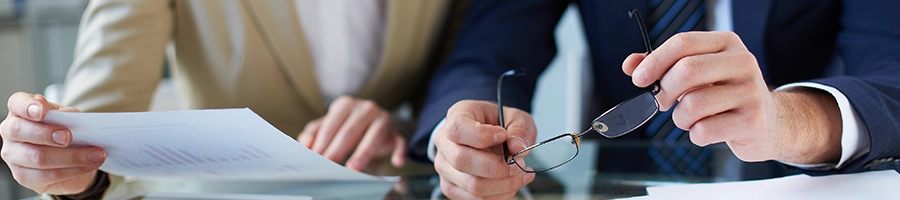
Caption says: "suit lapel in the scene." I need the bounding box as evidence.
[732,0,772,76]
[242,0,326,114]
[355,0,447,99]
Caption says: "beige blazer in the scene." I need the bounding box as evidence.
[61,0,454,137]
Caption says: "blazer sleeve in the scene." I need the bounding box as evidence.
[60,0,174,112]
[408,0,571,163]
[806,0,900,173]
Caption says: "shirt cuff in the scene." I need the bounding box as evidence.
[426,118,447,162]
[775,82,871,170]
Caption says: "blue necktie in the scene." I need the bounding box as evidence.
[644,0,712,179]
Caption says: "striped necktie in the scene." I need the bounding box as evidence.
[647,0,707,47]
[644,0,712,179]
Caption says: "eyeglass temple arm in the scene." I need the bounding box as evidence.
[629,8,661,95]
[497,69,525,162]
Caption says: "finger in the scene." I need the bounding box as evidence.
[33,94,71,111]
[655,50,758,110]
[435,136,515,179]
[671,84,748,131]
[435,152,534,197]
[312,97,356,154]
[8,165,98,192]
[633,31,739,87]
[439,177,518,200]
[322,102,382,163]
[391,134,406,168]
[622,53,648,77]
[688,111,750,147]
[443,101,508,149]
[0,116,72,147]
[502,108,537,153]
[297,119,322,148]
[444,116,508,149]
[7,92,48,121]
[2,143,105,169]
[344,114,392,171]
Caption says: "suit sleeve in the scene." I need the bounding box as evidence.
[60,0,173,112]
[805,0,900,173]
[408,0,571,163]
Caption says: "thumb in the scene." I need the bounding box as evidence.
[502,108,537,153]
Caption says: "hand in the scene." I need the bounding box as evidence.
[1,92,106,194]
[622,31,842,164]
[433,100,537,199]
[297,96,406,171]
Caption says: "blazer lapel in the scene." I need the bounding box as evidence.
[732,0,772,76]
[355,0,449,99]
[242,0,326,114]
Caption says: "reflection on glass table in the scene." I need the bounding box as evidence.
[85,139,770,200]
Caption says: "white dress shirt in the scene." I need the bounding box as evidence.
[295,0,385,106]
[428,0,870,170]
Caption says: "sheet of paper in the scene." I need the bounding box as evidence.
[139,192,311,200]
[43,108,384,182]
[646,170,900,199]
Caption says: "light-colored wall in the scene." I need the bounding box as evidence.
[530,5,597,200]
[0,1,87,198]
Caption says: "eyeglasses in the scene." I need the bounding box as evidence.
[499,8,662,173]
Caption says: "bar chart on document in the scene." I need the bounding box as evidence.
[43,108,381,181]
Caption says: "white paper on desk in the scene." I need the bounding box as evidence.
[43,108,384,182]
[646,170,900,199]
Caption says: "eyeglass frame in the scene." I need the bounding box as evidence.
[497,8,663,173]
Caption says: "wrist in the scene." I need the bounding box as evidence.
[773,88,842,164]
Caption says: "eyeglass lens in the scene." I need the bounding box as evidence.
[510,132,582,173]
[591,92,659,138]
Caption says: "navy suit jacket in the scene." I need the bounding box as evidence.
[410,0,900,177]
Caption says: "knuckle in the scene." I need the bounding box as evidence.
[674,57,702,78]
[3,118,22,139]
[25,147,49,166]
[0,145,10,161]
[42,168,66,182]
[736,52,757,69]
[724,31,742,43]
[71,151,86,165]
[462,176,487,196]
[671,111,691,130]
[8,92,25,107]
[448,151,470,170]
[688,127,710,145]
[445,120,462,143]
[330,96,355,109]
[360,100,378,113]
[670,33,694,52]
[433,155,447,174]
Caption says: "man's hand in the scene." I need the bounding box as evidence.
[297,96,406,171]
[622,31,842,164]
[0,92,106,194]
[433,100,537,199]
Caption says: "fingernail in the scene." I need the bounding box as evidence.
[27,104,41,120]
[52,130,69,146]
[494,131,507,143]
[89,150,105,163]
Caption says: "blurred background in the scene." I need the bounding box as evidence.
[1,0,88,198]
[0,0,592,198]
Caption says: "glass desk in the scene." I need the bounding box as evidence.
[88,140,776,200]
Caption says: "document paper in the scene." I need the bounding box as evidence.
[43,108,383,181]
[645,170,900,199]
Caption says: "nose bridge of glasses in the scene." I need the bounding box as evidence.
[592,92,659,138]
